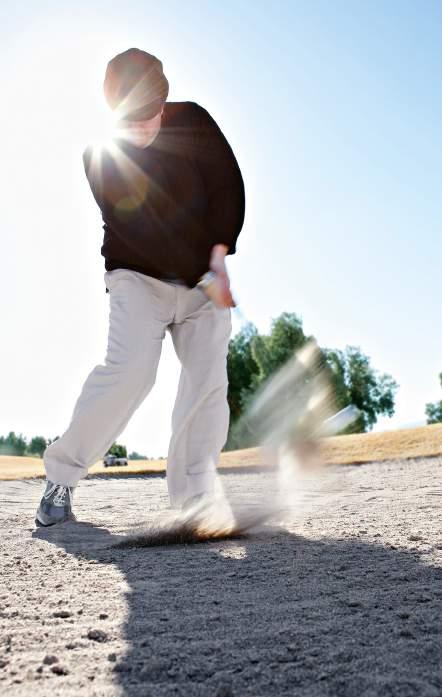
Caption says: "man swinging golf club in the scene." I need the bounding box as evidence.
[35,47,245,526]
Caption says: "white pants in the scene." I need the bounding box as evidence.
[43,268,232,508]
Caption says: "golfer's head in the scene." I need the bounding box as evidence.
[104,47,169,147]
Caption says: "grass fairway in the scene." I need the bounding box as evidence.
[1,423,441,481]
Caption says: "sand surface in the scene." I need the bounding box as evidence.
[0,459,441,696]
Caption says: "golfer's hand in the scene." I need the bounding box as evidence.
[204,244,236,309]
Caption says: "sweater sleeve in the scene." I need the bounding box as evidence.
[193,103,245,255]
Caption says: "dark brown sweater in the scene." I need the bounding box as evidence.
[82,101,245,292]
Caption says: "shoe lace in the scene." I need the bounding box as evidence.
[53,485,70,506]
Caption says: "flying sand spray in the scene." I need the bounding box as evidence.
[116,299,360,548]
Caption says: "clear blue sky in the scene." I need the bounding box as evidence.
[1,1,441,455]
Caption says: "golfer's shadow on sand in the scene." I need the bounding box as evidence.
[33,520,441,697]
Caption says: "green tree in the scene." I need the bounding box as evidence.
[0,431,28,456]
[107,442,127,458]
[239,312,312,413]
[27,436,48,457]
[224,312,398,449]
[225,313,310,450]
[425,373,442,424]
[226,321,260,423]
[128,451,148,460]
[323,346,398,432]
[251,312,310,386]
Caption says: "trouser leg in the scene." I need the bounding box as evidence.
[43,269,174,487]
[166,287,232,507]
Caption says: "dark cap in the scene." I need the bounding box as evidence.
[104,48,169,121]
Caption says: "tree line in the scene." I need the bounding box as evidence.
[2,311,442,458]
[0,432,55,458]
[0,432,149,460]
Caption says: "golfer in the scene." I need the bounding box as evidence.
[36,48,245,526]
